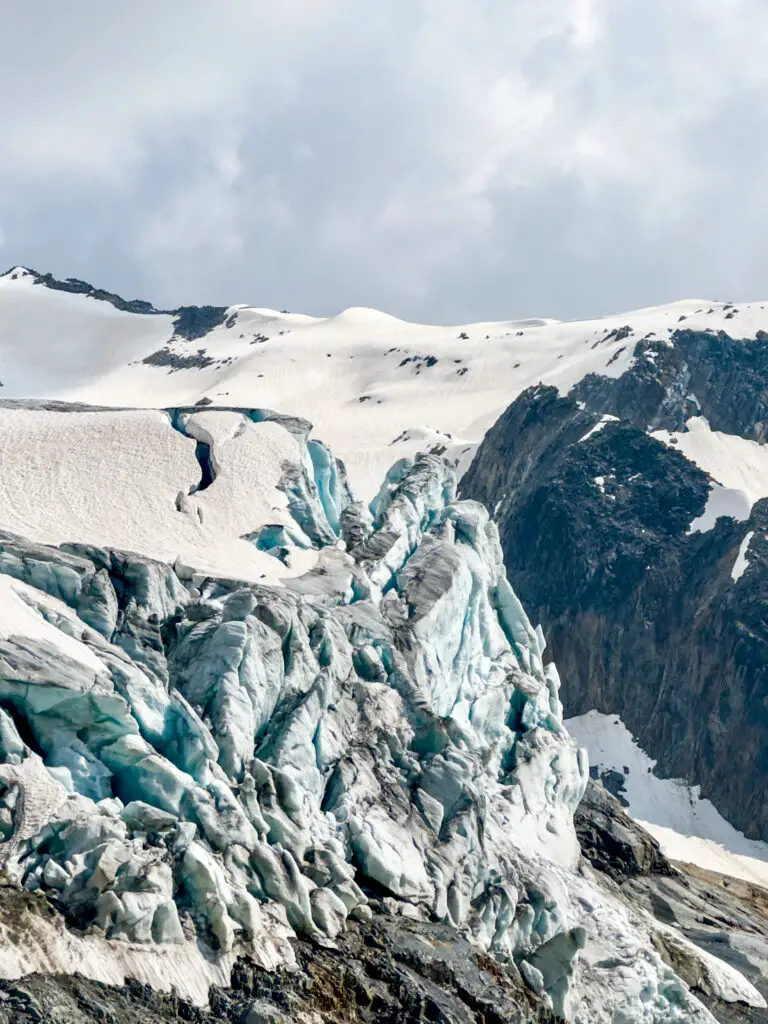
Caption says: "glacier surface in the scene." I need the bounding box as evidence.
[0,425,753,1021]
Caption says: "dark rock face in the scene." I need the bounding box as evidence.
[141,347,217,372]
[0,903,556,1024]
[140,308,230,370]
[170,306,229,341]
[572,328,768,439]
[21,267,229,345]
[461,342,768,840]
[574,780,671,881]
[462,385,712,617]
[26,271,157,315]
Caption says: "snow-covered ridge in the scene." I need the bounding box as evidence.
[3,267,768,500]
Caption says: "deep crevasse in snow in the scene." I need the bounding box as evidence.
[0,418,756,1022]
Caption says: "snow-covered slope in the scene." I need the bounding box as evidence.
[567,712,768,889]
[5,268,768,500]
[0,268,174,396]
[0,404,342,586]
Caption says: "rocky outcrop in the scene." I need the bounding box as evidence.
[574,780,671,881]
[631,863,768,1024]
[18,270,157,316]
[572,328,768,439]
[461,333,768,841]
[573,782,768,1024]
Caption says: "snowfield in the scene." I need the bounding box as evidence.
[0,406,322,587]
[5,267,768,501]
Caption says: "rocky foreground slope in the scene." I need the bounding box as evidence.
[0,401,761,1022]
[1,789,766,1023]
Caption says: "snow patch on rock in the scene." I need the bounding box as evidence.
[654,416,768,531]
[731,530,754,582]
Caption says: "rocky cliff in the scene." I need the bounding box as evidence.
[461,328,768,842]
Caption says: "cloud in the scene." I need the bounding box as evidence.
[0,2,346,180]
[135,135,245,290]
[1,1,767,319]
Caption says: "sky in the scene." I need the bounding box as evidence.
[1,2,768,323]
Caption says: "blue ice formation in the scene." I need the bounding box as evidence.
[0,443,721,1021]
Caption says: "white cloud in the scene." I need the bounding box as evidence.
[1,1,768,318]
[0,1,348,180]
[137,137,244,265]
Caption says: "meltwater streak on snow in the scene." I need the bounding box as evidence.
[654,415,768,533]
[566,711,768,888]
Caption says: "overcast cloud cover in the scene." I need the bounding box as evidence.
[1,1,767,322]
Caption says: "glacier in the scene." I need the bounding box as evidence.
[0,410,753,1023]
